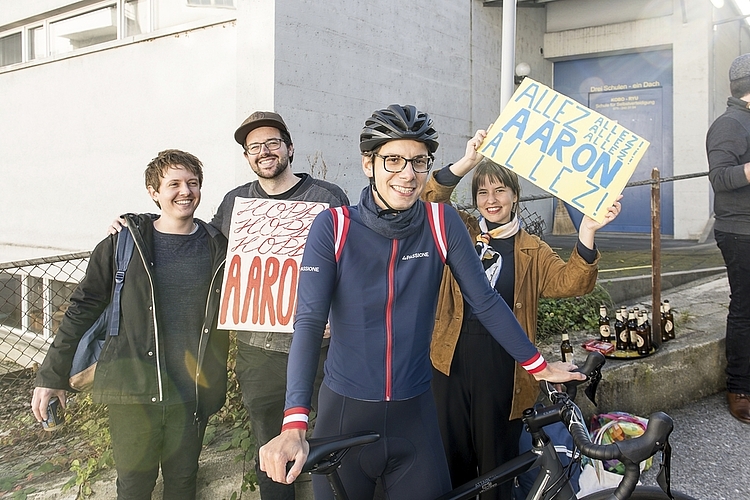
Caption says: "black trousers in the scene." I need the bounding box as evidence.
[312,384,452,500]
[234,341,327,500]
[715,230,750,394]
[432,325,523,500]
[108,402,207,500]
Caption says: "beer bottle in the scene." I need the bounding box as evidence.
[560,333,574,364]
[627,309,638,351]
[636,311,651,356]
[643,311,653,353]
[664,300,675,339]
[598,304,611,342]
[660,303,669,343]
[613,308,625,350]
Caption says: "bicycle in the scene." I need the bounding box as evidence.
[297,351,698,500]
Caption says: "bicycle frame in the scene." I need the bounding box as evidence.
[307,407,579,500]
[435,404,578,500]
[301,352,682,500]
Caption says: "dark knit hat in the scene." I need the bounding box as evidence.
[730,54,750,82]
[234,111,290,146]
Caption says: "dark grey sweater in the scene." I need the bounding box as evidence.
[706,97,750,235]
[209,172,349,346]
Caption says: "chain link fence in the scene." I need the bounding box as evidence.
[0,251,103,496]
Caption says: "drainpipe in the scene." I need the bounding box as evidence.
[500,0,517,111]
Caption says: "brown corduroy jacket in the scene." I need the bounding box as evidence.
[424,173,599,419]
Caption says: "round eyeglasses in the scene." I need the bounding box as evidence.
[372,153,434,173]
[245,138,284,155]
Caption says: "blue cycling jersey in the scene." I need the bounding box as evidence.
[283,201,546,428]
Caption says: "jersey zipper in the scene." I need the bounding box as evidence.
[385,239,398,401]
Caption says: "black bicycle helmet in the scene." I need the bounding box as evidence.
[359,104,439,154]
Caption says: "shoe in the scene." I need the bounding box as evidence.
[727,392,750,424]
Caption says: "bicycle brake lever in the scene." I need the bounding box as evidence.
[584,367,602,406]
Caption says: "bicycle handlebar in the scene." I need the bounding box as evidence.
[566,410,673,499]
[527,351,674,500]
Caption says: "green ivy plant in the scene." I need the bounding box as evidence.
[536,284,614,342]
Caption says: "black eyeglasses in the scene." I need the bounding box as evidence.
[372,153,434,173]
[245,138,284,155]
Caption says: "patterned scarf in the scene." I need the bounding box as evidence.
[475,215,520,287]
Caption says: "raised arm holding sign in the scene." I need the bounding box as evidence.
[479,78,647,223]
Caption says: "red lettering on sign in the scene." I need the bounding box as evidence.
[259,257,280,326]
[241,256,263,324]
[277,258,298,325]
[220,254,242,325]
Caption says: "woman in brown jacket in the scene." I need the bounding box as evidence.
[424,130,621,499]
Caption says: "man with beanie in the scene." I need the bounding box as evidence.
[706,54,750,424]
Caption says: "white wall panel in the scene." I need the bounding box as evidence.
[0,22,238,254]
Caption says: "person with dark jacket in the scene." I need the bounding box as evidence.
[32,149,228,500]
[106,112,350,500]
[706,53,750,424]
[212,112,349,500]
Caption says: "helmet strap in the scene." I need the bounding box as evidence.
[369,174,402,216]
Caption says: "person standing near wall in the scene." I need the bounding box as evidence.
[213,112,350,499]
[108,112,350,499]
[257,104,585,500]
[422,132,621,499]
[32,150,229,499]
[706,54,750,424]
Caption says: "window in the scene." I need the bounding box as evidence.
[187,0,234,6]
[124,0,149,37]
[29,26,46,61]
[0,273,22,330]
[0,0,235,68]
[1,1,153,67]
[49,5,118,56]
[0,269,80,338]
[0,32,21,67]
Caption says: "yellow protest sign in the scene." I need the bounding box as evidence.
[479,78,649,222]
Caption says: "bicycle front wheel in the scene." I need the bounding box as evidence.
[578,485,699,500]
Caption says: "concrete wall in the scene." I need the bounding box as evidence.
[5,0,748,261]
[671,0,712,240]
[269,0,478,198]
[543,0,719,239]
[0,21,238,253]
[264,0,484,201]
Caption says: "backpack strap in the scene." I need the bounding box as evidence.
[424,202,448,264]
[106,228,135,337]
[330,206,350,263]
[331,204,446,264]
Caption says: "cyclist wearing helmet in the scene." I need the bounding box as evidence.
[259,104,584,500]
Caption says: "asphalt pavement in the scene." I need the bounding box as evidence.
[639,391,749,499]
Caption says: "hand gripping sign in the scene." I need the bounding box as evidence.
[219,198,328,332]
[479,78,649,223]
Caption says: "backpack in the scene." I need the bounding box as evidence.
[68,228,135,391]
